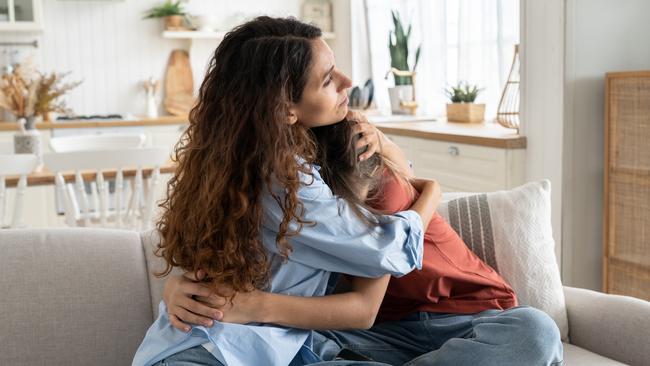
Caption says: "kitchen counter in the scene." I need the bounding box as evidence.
[0,115,525,149]
[372,119,525,149]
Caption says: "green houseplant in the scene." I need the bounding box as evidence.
[388,10,421,85]
[444,81,485,123]
[144,1,186,31]
[387,10,421,114]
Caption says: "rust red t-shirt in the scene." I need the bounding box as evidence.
[370,175,518,322]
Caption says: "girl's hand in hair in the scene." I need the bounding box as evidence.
[162,270,224,332]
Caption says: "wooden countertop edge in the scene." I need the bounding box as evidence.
[376,126,527,149]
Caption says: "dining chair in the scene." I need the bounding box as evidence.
[43,148,169,230]
[0,154,38,228]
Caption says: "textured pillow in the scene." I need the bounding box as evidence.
[437,180,569,341]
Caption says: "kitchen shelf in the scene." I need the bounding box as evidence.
[162,30,336,40]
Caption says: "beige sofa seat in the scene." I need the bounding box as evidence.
[1,228,648,366]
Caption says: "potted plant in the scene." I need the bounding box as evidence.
[0,63,81,168]
[144,0,186,31]
[0,63,42,164]
[388,10,421,114]
[444,81,485,123]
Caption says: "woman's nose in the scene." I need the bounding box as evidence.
[337,73,352,92]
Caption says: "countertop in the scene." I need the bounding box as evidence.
[0,115,525,149]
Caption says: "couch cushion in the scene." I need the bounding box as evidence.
[438,180,569,341]
[0,228,153,366]
[141,229,184,319]
[563,343,627,365]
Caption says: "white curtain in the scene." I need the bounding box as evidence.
[363,0,519,118]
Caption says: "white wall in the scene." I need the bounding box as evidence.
[520,0,565,268]
[0,0,351,117]
[562,0,650,290]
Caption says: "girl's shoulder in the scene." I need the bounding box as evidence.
[369,171,415,214]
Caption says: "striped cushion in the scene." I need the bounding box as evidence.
[438,180,569,342]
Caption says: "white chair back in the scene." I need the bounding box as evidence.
[43,148,169,230]
[0,154,38,228]
[49,133,146,152]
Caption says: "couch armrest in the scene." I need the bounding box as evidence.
[564,285,650,365]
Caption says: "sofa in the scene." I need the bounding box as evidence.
[1,228,649,366]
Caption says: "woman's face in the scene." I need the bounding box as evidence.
[290,38,353,128]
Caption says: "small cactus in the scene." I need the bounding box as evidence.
[389,10,421,86]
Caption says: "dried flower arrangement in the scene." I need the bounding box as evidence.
[0,63,39,123]
[0,62,81,129]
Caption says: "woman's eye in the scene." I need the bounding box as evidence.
[324,74,334,86]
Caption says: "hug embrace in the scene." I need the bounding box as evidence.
[132,16,563,366]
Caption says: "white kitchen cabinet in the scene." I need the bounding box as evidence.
[0,0,42,31]
[385,133,526,193]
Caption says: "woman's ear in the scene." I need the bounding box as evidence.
[287,105,299,125]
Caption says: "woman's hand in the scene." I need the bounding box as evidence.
[411,178,442,201]
[162,271,224,332]
[409,178,442,226]
[195,288,267,325]
[346,110,413,177]
[347,110,382,162]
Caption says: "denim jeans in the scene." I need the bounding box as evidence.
[310,306,564,366]
[152,306,563,366]
[152,346,224,366]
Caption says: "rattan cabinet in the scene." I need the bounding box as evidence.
[603,71,650,300]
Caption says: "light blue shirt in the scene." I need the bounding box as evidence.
[132,164,424,366]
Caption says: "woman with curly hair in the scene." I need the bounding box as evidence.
[181,120,563,366]
[132,16,438,366]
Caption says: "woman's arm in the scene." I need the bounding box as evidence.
[198,275,390,330]
[163,177,439,332]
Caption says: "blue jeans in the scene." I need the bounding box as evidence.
[152,306,563,366]
[311,306,563,366]
[152,346,224,366]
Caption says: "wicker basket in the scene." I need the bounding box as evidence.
[446,103,485,123]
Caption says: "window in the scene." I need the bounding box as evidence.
[362,0,519,117]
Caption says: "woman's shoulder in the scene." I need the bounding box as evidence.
[263,162,332,203]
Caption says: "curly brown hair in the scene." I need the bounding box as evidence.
[155,16,322,294]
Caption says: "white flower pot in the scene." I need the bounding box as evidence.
[388,85,413,115]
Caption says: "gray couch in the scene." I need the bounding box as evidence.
[1,228,649,366]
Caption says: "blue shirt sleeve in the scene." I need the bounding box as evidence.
[261,168,424,278]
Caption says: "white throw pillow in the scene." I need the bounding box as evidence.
[437,180,569,341]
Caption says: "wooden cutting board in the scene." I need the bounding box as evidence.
[164,50,194,117]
